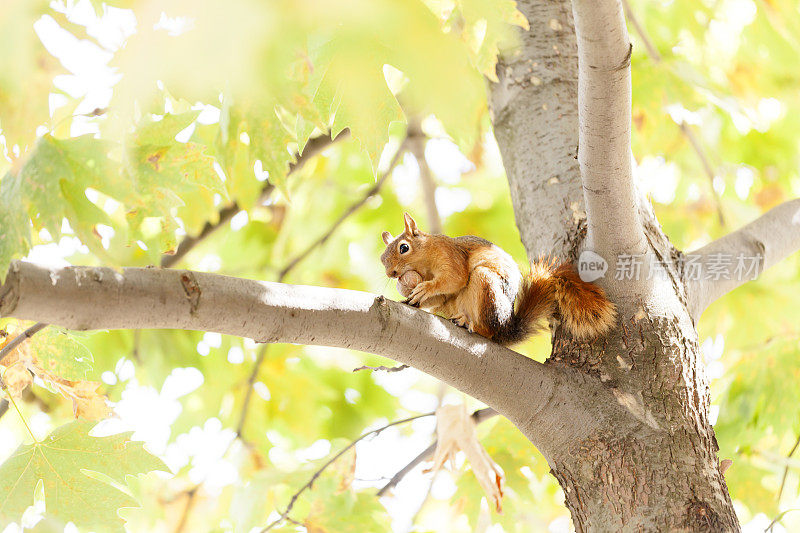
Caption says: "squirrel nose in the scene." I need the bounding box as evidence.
[389,269,397,277]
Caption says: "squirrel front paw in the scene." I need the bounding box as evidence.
[407,281,434,306]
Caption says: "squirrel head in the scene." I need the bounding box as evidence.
[380,213,427,278]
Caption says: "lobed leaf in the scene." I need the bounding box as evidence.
[0,421,168,532]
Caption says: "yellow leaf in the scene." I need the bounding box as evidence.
[49,379,112,421]
[1,363,32,399]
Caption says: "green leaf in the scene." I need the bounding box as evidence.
[309,37,404,171]
[0,0,60,151]
[0,171,32,281]
[0,421,168,532]
[455,0,529,81]
[302,476,390,533]
[17,135,123,240]
[128,112,225,198]
[27,328,94,382]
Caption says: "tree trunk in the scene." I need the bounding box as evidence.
[491,0,742,530]
[544,258,739,531]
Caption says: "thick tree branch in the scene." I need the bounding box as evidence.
[686,198,800,318]
[572,0,645,258]
[0,261,616,452]
[491,0,583,260]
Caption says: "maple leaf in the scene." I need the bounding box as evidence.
[1,364,32,399]
[48,378,113,421]
[426,404,505,513]
[0,421,168,532]
[0,325,109,419]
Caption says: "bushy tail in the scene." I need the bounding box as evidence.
[551,262,616,339]
[492,260,558,345]
[493,259,616,345]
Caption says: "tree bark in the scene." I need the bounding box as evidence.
[490,0,744,530]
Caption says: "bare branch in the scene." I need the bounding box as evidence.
[161,131,347,268]
[687,198,800,318]
[277,138,407,282]
[263,412,434,531]
[407,122,442,234]
[0,261,614,454]
[352,364,408,373]
[174,485,200,533]
[376,408,498,497]
[236,345,269,438]
[572,0,645,257]
[777,432,800,502]
[679,122,726,227]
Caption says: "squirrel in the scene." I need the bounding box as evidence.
[380,213,616,345]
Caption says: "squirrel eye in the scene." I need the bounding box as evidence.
[399,243,410,254]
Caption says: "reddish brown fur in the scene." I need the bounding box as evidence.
[380,214,616,344]
[552,262,617,339]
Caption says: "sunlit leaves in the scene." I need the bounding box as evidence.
[0,173,32,279]
[0,421,167,532]
[309,37,403,168]
[716,338,800,447]
[454,0,528,81]
[302,477,390,532]
[26,328,95,382]
[0,0,60,151]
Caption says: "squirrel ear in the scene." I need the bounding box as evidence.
[382,231,393,245]
[403,213,420,236]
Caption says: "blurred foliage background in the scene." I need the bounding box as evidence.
[0,0,799,531]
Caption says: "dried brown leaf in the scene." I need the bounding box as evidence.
[426,404,505,513]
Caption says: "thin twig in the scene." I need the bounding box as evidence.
[408,122,441,234]
[236,345,269,438]
[679,122,726,227]
[0,323,48,424]
[376,407,498,497]
[377,443,435,498]
[352,364,409,373]
[277,137,409,282]
[777,432,800,502]
[173,485,200,533]
[622,0,726,228]
[262,411,435,532]
[130,329,141,364]
[621,0,662,62]
[766,508,800,532]
[161,131,348,268]
[0,323,48,366]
